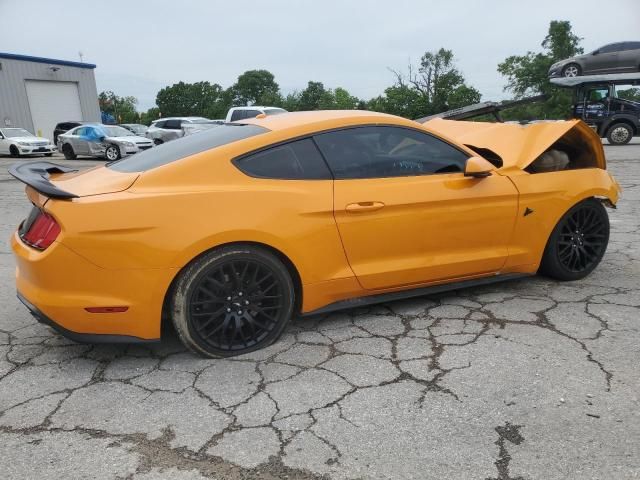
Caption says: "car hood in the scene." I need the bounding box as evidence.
[48,165,139,197]
[424,118,606,170]
[106,135,151,143]
[9,136,51,143]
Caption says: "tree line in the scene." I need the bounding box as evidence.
[100,20,588,125]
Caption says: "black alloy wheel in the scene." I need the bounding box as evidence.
[171,246,294,358]
[540,199,609,281]
[9,145,20,157]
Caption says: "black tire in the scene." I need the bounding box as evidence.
[44,153,53,157]
[62,144,77,160]
[539,199,609,281]
[104,145,121,161]
[153,138,163,146]
[562,63,581,77]
[171,245,295,358]
[9,145,20,158]
[606,123,633,145]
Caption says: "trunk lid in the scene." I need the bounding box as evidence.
[9,162,139,200]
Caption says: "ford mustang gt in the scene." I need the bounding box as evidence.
[10,110,620,357]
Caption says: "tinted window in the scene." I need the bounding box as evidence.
[164,119,182,129]
[230,110,244,121]
[234,138,331,180]
[109,124,269,173]
[243,110,261,119]
[153,120,166,128]
[599,43,621,53]
[314,126,469,179]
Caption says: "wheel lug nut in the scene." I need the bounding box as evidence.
[226,308,231,312]
[245,300,249,305]
[238,310,243,315]
[226,296,231,301]
[238,292,243,296]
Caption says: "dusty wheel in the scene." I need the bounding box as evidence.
[62,144,77,160]
[171,245,295,358]
[9,145,20,157]
[606,123,633,145]
[562,63,581,77]
[104,145,121,161]
[540,199,609,281]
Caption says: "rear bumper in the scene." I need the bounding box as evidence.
[11,231,173,341]
[17,292,157,344]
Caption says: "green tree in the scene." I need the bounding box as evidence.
[231,70,280,106]
[498,20,583,119]
[298,81,329,110]
[155,81,225,118]
[98,91,139,123]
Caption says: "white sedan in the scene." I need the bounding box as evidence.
[0,127,56,157]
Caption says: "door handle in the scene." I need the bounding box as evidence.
[345,201,385,213]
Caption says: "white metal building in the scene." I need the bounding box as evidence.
[0,52,100,141]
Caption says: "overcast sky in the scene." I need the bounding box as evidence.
[1,0,639,111]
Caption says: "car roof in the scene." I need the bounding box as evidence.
[239,110,409,132]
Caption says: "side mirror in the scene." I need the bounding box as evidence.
[464,156,496,178]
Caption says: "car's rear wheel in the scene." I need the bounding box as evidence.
[62,144,77,160]
[562,63,581,77]
[606,123,633,145]
[539,199,609,281]
[105,145,121,161]
[9,145,20,157]
[171,245,295,358]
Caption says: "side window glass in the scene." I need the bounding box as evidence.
[74,127,86,136]
[234,138,331,180]
[243,110,261,119]
[313,126,469,179]
[230,110,244,122]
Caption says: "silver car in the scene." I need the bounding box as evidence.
[549,41,640,77]
[57,124,153,161]
[146,117,209,144]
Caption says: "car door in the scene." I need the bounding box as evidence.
[619,42,640,71]
[581,86,611,122]
[314,125,519,290]
[587,43,621,73]
[71,127,89,154]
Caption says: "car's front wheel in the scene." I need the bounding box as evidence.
[104,145,121,161]
[562,63,581,77]
[539,199,609,281]
[9,145,20,157]
[171,245,295,358]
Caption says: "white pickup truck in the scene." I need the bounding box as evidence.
[225,106,287,122]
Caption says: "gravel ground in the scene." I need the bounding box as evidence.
[0,140,638,480]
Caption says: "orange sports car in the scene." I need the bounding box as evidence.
[11,111,620,357]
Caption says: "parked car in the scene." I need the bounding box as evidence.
[548,41,640,78]
[53,121,88,144]
[119,124,149,136]
[146,117,209,144]
[225,106,287,122]
[0,127,56,157]
[10,111,619,358]
[57,124,153,160]
[182,119,225,136]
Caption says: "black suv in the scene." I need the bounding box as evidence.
[53,121,88,145]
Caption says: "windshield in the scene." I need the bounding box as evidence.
[102,126,135,137]
[125,124,147,134]
[3,128,33,138]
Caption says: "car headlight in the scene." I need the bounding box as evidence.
[16,141,30,146]
[121,141,135,147]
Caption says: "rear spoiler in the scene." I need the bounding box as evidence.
[8,162,79,199]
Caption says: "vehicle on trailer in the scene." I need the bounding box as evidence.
[11,110,619,357]
[57,124,153,160]
[0,127,56,157]
[119,123,149,136]
[548,41,640,78]
[551,73,640,145]
[225,106,287,122]
[146,117,209,144]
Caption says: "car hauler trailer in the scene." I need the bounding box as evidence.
[550,73,640,145]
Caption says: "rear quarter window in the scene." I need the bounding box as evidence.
[234,138,332,180]
[108,124,269,173]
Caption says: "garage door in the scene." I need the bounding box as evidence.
[25,80,83,141]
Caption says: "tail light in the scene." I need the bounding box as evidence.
[19,208,61,250]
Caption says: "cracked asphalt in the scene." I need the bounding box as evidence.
[0,142,639,480]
